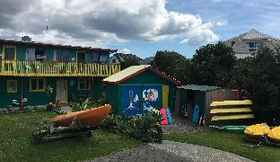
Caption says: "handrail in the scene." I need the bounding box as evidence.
[0,60,121,77]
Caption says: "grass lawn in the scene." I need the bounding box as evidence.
[164,129,280,162]
[0,111,140,162]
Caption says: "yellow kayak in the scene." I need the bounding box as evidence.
[244,123,270,140]
[211,114,254,121]
[210,100,253,107]
[210,107,252,114]
[268,127,280,143]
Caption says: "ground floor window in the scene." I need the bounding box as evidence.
[30,78,46,92]
[7,80,17,93]
[78,79,91,90]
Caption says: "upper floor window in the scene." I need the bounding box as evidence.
[99,54,109,63]
[26,48,47,61]
[53,49,71,62]
[91,52,99,63]
[248,42,258,52]
[77,51,86,63]
[3,46,16,61]
[35,48,47,61]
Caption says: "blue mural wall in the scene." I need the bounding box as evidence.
[121,84,162,116]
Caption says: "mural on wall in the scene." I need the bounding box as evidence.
[122,85,161,116]
[127,89,139,110]
[122,86,142,116]
[142,88,159,111]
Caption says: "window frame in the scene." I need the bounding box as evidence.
[3,45,16,61]
[6,80,18,93]
[248,42,258,52]
[29,78,46,92]
[77,78,91,91]
[34,47,47,61]
[76,50,86,63]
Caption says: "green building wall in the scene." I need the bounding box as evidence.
[0,77,54,107]
[0,77,104,108]
[104,70,177,114]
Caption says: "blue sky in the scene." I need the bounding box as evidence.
[0,0,280,58]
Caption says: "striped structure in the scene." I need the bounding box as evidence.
[210,100,255,121]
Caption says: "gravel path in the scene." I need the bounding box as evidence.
[88,140,255,162]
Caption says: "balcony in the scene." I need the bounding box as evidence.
[0,60,121,77]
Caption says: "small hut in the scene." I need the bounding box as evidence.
[175,85,222,122]
[103,65,181,116]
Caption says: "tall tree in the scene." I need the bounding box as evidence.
[192,42,236,87]
[230,47,280,122]
[152,50,191,84]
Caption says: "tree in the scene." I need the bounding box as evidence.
[191,42,236,87]
[152,50,191,84]
[230,47,280,122]
[120,56,140,69]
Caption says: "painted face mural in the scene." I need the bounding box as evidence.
[143,88,159,111]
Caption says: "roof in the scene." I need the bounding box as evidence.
[242,29,271,40]
[0,39,117,53]
[227,29,278,41]
[177,84,220,92]
[103,65,181,85]
[103,65,150,83]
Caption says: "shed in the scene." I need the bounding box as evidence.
[176,84,240,124]
[103,65,181,116]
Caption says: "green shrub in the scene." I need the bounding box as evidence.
[101,112,162,143]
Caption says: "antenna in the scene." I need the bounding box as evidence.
[45,18,49,31]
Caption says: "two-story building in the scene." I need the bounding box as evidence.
[224,29,280,59]
[0,37,120,108]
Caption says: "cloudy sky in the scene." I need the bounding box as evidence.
[0,0,279,58]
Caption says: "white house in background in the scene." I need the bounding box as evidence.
[224,29,280,59]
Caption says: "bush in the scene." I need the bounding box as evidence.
[101,112,162,143]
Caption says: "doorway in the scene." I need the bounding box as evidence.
[56,79,68,104]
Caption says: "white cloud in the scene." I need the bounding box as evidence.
[0,0,222,47]
[119,48,132,54]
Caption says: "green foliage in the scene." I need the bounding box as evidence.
[230,47,280,122]
[192,42,236,87]
[101,112,162,143]
[121,56,140,69]
[71,97,106,112]
[152,50,192,84]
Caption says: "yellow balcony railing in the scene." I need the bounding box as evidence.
[0,60,121,77]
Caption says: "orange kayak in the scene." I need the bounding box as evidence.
[50,104,112,127]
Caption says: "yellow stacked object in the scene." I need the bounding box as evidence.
[244,123,270,137]
[210,100,254,121]
[268,127,280,142]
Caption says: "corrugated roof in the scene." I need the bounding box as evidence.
[103,65,151,83]
[177,84,220,92]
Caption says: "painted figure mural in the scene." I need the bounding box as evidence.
[127,89,139,110]
[143,88,159,111]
